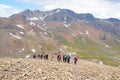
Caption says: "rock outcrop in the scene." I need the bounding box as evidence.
[0,57,120,80]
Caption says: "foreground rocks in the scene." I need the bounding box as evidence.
[0,57,120,80]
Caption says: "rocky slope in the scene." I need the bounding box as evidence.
[0,57,120,80]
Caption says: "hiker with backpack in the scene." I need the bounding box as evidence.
[37,54,41,58]
[66,54,71,63]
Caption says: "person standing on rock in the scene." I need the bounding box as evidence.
[73,57,78,64]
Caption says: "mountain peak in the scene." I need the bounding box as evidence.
[23,9,31,13]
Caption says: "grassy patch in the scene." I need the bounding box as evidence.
[54,34,119,66]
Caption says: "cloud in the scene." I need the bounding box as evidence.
[16,0,120,19]
[0,4,21,17]
[1,0,120,19]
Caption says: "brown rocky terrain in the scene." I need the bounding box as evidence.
[0,57,120,80]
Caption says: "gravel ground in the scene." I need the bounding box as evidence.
[0,57,120,80]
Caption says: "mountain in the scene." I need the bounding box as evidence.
[0,8,120,66]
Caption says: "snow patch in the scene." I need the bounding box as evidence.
[50,13,53,15]
[37,25,46,31]
[56,10,60,13]
[99,29,102,31]
[85,21,90,23]
[82,38,85,41]
[64,24,71,28]
[99,61,103,65]
[18,48,25,53]
[22,48,25,51]
[64,17,66,21]
[29,17,39,20]
[105,45,109,48]
[64,24,69,27]
[105,44,110,48]
[19,32,24,35]
[26,55,30,58]
[30,22,36,26]
[78,20,86,23]
[44,32,47,35]
[80,32,84,35]
[86,30,89,35]
[39,15,47,21]
[43,23,46,26]
[16,25,24,29]
[31,49,36,53]
[39,16,44,21]
[9,32,22,39]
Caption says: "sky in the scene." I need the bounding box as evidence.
[0,0,120,19]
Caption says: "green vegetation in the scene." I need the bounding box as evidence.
[54,34,119,66]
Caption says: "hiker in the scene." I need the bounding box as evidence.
[38,54,41,58]
[57,54,60,61]
[46,54,49,60]
[58,55,62,61]
[51,55,54,61]
[33,54,36,59]
[57,54,62,62]
[63,54,66,62]
[44,54,46,59]
[73,57,78,64]
[57,52,60,61]
[57,53,62,61]
[66,54,71,63]
[41,54,43,59]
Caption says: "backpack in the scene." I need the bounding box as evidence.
[66,55,70,59]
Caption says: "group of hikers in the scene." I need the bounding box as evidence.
[32,52,78,64]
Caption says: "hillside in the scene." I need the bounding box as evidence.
[0,8,120,66]
[0,57,120,80]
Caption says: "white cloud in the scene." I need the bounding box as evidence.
[17,0,120,19]
[0,4,21,17]
[1,0,120,19]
